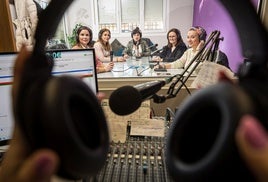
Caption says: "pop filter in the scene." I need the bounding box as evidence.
[14,0,109,179]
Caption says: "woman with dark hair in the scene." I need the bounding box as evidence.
[156,27,206,71]
[72,25,94,49]
[123,27,151,59]
[152,28,187,62]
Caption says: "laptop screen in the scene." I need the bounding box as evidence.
[47,49,98,93]
[0,49,98,145]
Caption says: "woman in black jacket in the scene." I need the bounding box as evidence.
[152,28,187,62]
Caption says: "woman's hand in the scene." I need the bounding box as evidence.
[123,54,129,60]
[151,56,162,62]
[105,62,114,72]
[116,56,125,62]
[236,115,268,182]
[219,70,268,182]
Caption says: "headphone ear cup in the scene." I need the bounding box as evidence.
[44,76,109,178]
[166,82,255,181]
[21,75,109,179]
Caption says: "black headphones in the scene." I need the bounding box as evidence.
[196,26,207,41]
[15,0,109,180]
[166,0,268,181]
[190,26,207,42]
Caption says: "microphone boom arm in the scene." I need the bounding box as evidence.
[160,31,222,100]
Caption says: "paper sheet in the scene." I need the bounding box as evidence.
[191,61,236,88]
[130,118,165,137]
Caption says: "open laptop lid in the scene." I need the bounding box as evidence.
[46,48,99,93]
[0,49,99,146]
[0,52,15,146]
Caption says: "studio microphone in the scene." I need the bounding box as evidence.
[109,80,168,115]
[110,51,113,62]
[147,44,158,50]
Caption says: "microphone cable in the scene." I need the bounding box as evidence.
[136,66,150,76]
[111,66,133,72]
[165,107,175,119]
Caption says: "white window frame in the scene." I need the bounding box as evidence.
[93,0,167,36]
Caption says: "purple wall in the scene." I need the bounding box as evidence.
[193,0,259,73]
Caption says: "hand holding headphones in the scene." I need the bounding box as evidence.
[13,0,110,180]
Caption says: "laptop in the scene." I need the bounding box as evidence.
[0,49,98,149]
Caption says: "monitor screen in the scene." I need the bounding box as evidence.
[0,49,98,145]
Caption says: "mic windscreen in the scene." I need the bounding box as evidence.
[109,86,142,115]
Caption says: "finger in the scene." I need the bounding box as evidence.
[12,45,31,100]
[4,126,29,162]
[97,92,105,102]
[218,70,233,83]
[236,115,268,181]
[8,44,32,162]
[18,149,59,182]
[0,127,32,181]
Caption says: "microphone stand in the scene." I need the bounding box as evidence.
[151,48,163,57]
[207,36,224,62]
[156,31,222,102]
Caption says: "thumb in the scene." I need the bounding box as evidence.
[18,149,59,182]
[236,115,268,182]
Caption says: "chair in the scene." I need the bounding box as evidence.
[111,38,126,56]
[142,37,157,51]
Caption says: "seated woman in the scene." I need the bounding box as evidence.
[123,27,151,59]
[72,26,114,73]
[152,28,187,62]
[94,28,124,63]
[156,26,206,71]
[72,25,95,49]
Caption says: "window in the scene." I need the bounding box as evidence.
[95,0,166,33]
[35,0,68,46]
[35,0,49,9]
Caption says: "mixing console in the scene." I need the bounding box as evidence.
[83,100,174,182]
[84,120,174,182]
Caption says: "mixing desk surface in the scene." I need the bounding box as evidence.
[83,100,174,182]
[85,129,173,182]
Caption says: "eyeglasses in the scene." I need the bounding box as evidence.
[168,36,176,38]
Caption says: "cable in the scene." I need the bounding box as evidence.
[137,67,150,76]
[165,107,175,122]
[111,66,133,72]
